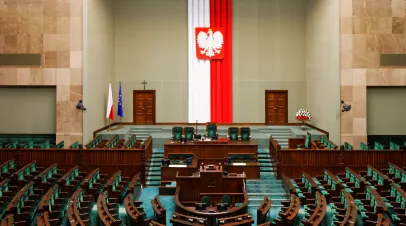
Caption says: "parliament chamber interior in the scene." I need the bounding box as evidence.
[1,0,406,226]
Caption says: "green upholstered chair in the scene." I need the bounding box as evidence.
[344,142,353,150]
[221,195,232,206]
[184,127,194,141]
[240,127,251,141]
[298,133,311,149]
[172,127,183,141]
[201,196,211,207]
[228,127,239,140]
[390,142,400,150]
[206,123,218,139]
[360,142,369,150]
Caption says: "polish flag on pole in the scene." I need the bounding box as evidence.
[106,83,114,121]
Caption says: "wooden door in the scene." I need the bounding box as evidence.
[265,90,288,125]
[133,90,156,125]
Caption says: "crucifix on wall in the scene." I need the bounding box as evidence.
[141,80,147,90]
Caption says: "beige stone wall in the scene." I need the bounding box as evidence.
[340,0,406,146]
[0,0,83,145]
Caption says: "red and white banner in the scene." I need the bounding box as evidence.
[195,27,224,60]
[188,0,232,123]
[106,83,114,121]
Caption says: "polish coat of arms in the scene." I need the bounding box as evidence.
[195,27,225,60]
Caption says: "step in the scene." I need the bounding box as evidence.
[129,129,162,133]
[269,135,292,139]
[145,163,161,167]
[260,167,272,172]
[147,176,161,181]
[248,203,283,208]
[146,181,161,186]
[148,171,161,176]
[260,163,272,167]
[258,159,271,163]
[152,153,164,158]
[153,149,165,154]
[145,166,161,171]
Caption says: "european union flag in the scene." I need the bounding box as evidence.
[118,82,123,117]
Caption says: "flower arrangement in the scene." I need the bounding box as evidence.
[296,109,312,122]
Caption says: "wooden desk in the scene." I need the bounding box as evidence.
[164,140,258,160]
[161,159,198,185]
[225,162,260,180]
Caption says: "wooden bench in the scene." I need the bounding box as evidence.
[301,191,327,226]
[81,168,106,199]
[57,165,84,194]
[387,163,406,189]
[218,213,254,225]
[257,196,271,224]
[170,212,207,225]
[0,214,14,226]
[67,188,92,225]
[330,189,357,226]
[151,195,166,225]
[337,167,368,195]
[37,184,68,221]
[273,194,300,225]
[97,190,122,226]
[106,170,130,200]
[281,174,296,195]
[124,193,150,224]
[361,165,392,191]
[10,161,38,187]
[0,159,15,179]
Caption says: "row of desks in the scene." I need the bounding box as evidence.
[162,139,261,184]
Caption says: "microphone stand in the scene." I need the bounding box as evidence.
[195,120,198,139]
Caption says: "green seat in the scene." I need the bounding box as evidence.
[360,142,369,150]
[344,142,352,150]
[206,123,217,138]
[240,127,250,141]
[221,195,232,206]
[390,142,400,150]
[297,133,311,149]
[184,127,194,141]
[201,196,211,207]
[172,127,182,141]
[228,127,239,140]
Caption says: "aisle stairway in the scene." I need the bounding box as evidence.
[127,127,162,140]
[145,148,164,187]
[259,127,293,148]
[246,149,288,221]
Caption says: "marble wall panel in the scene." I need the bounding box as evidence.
[0,0,83,146]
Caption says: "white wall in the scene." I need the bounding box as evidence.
[83,0,115,143]
[114,0,188,123]
[233,0,307,123]
[306,0,340,143]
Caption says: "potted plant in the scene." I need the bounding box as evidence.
[296,109,312,130]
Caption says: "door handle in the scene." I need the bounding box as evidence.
[274,108,276,110]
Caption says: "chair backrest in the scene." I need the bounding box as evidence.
[344,142,353,150]
[172,127,182,140]
[390,142,400,150]
[206,124,217,137]
[240,127,250,140]
[221,195,232,206]
[184,127,194,140]
[228,127,238,140]
[201,196,211,207]
[360,142,369,150]
[304,133,311,148]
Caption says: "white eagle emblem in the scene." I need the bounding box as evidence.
[197,29,224,58]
